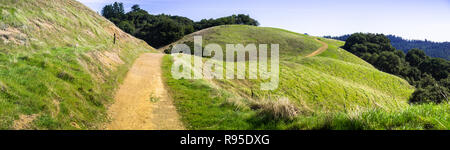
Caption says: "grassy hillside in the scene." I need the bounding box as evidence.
[0,0,154,129]
[162,25,448,129]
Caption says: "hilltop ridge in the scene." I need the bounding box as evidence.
[161,25,421,129]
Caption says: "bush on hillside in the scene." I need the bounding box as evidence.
[251,97,299,120]
[410,85,449,104]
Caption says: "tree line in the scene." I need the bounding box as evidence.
[324,34,450,60]
[343,33,449,104]
[101,2,259,48]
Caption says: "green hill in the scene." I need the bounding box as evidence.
[162,25,449,129]
[0,0,154,129]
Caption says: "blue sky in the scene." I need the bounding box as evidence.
[78,0,450,42]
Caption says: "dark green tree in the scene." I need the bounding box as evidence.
[440,76,450,89]
[419,58,449,81]
[343,33,450,104]
[131,4,141,11]
[416,74,437,88]
[406,48,427,67]
[410,85,448,104]
[118,21,135,34]
[101,2,125,24]
[144,18,185,48]
[374,51,404,75]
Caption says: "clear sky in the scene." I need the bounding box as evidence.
[78,0,450,42]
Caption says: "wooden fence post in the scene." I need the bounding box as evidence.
[113,33,116,44]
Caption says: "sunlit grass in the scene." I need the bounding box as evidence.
[0,0,153,129]
[159,25,444,130]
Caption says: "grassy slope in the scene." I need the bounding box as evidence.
[162,25,449,129]
[0,0,154,129]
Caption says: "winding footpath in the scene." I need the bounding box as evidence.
[106,38,326,130]
[106,53,184,130]
[306,39,329,57]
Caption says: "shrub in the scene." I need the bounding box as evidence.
[251,97,299,120]
[410,85,449,104]
[57,71,74,82]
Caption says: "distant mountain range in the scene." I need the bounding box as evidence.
[324,35,450,60]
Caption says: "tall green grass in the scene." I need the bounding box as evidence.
[163,54,448,130]
[162,56,256,129]
[289,103,450,130]
[160,25,438,130]
[187,25,413,112]
[0,0,153,129]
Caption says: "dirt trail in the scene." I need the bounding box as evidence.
[106,53,184,130]
[306,39,328,57]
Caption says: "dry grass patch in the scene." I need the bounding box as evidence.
[13,114,39,130]
[0,27,27,45]
[251,97,300,120]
